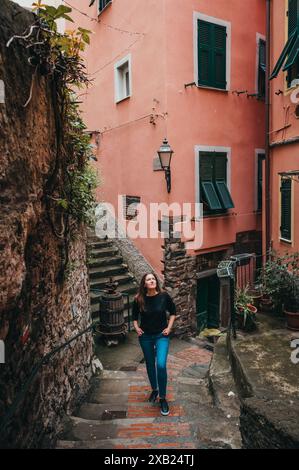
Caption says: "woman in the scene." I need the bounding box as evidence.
[132,272,176,416]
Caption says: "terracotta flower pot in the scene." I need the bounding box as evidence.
[284,309,299,331]
[251,294,263,309]
[236,304,257,331]
[260,296,274,313]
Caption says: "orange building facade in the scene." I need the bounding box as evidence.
[71,0,266,333]
[268,0,299,256]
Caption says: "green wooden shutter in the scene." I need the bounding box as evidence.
[215,181,234,209]
[258,40,266,98]
[201,181,223,210]
[270,30,296,79]
[288,0,298,37]
[280,178,292,240]
[214,152,234,209]
[214,153,227,180]
[198,20,213,86]
[200,152,222,211]
[198,20,226,89]
[270,0,299,80]
[257,154,264,211]
[200,152,214,181]
[213,25,227,89]
[287,0,299,85]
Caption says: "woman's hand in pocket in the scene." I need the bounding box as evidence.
[136,327,144,336]
[162,327,171,336]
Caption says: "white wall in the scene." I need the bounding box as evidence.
[12,0,65,32]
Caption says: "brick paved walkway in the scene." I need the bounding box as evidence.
[114,345,212,449]
[57,339,241,449]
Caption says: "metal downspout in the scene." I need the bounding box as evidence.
[266,0,271,260]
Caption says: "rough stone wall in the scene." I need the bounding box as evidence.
[0,1,93,448]
[240,397,299,449]
[163,236,197,337]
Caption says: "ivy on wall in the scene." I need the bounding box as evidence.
[7,1,100,278]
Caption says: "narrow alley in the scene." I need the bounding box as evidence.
[56,333,241,449]
[1,0,299,453]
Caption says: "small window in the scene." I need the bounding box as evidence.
[197,19,227,90]
[98,0,112,14]
[257,153,264,212]
[199,152,234,216]
[258,39,266,99]
[123,196,140,221]
[115,55,132,103]
[280,178,292,241]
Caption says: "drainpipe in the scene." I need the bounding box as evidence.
[265,0,271,261]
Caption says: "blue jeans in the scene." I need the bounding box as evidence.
[139,332,170,399]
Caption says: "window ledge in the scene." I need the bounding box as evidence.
[203,212,234,219]
[280,237,292,245]
[196,84,229,93]
[192,212,235,221]
[115,95,131,105]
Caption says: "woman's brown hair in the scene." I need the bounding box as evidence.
[135,272,162,312]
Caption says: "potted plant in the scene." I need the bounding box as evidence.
[235,286,258,332]
[259,251,299,328]
[248,283,263,309]
[258,252,288,315]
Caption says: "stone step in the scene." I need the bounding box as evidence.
[89,379,130,399]
[100,370,132,380]
[208,335,241,422]
[181,364,209,380]
[63,416,191,442]
[181,399,240,449]
[89,247,119,258]
[75,403,128,421]
[89,264,128,279]
[177,376,205,393]
[88,255,123,269]
[89,240,114,249]
[56,437,196,449]
[90,273,134,289]
[88,393,129,405]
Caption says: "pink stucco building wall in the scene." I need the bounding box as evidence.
[71,0,266,275]
[269,0,299,255]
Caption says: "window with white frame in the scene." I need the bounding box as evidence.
[195,146,234,217]
[280,177,292,242]
[257,38,266,99]
[115,55,132,103]
[256,151,265,212]
[194,12,231,91]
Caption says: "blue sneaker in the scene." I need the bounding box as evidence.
[148,390,158,403]
[160,398,169,416]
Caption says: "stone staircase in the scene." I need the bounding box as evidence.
[87,235,138,323]
[56,337,242,449]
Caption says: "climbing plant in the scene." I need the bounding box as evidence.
[7,1,100,278]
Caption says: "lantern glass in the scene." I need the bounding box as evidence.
[157,138,173,169]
